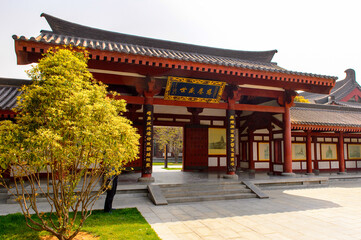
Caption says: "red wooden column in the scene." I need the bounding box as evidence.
[268,126,273,173]
[248,130,255,172]
[239,142,246,170]
[242,143,247,163]
[224,109,237,178]
[282,104,295,176]
[236,111,242,170]
[313,136,319,174]
[224,88,240,179]
[306,130,314,175]
[138,78,161,182]
[338,131,346,174]
[138,93,155,182]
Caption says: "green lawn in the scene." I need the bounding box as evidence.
[0,208,159,240]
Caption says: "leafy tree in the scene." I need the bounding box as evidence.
[0,47,139,240]
[294,95,310,103]
[154,126,183,163]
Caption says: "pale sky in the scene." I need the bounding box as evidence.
[1,0,361,83]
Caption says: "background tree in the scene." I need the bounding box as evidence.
[154,126,183,163]
[0,47,139,240]
[294,95,310,103]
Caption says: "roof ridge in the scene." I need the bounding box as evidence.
[40,13,278,63]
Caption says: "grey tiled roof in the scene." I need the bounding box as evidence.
[13,13,337,81]
[291,102,361,128]
[0,78,30,110]
[40,13,277,63]
[300,69,359,103]
[14,32,286,73]
[327,101,361,109]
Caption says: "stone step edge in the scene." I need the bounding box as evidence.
[148,185,168,205]
[242,180,269,199]
[166,193,257,203]
[163,189,252,198]
[160,185,248,193]
[250,177,329,186]
[157,181,243,188]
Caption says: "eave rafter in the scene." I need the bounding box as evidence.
[14,39,335,94]
[0,110,16,119]
[292,124,361,133]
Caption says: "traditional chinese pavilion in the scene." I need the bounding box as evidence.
[7,13,361,180]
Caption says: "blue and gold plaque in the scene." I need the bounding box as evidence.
[164,76,226,103]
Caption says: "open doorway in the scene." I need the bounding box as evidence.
[153,126,183,171]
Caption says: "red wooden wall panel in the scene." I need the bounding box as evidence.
[184,125,208,170]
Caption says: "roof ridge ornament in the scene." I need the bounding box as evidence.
[344,68,356,83]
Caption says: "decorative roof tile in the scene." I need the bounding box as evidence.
[0,78,30,110]
[291,102,361,128]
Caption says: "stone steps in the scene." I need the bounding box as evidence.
[0,192,7,204]
[160,184,249,193]
[252,177,329,190]
[154,181,263,204]
[166,193,257,204]
[6,184,148,204]
[0,187,9,203]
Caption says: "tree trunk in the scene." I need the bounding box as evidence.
[174,153,178,163]
[56,234,65,240]
[164,145,168,168]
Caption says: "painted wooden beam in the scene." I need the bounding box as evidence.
[233,104,284,113]
[115,95,285,113]
[238,88,284,99]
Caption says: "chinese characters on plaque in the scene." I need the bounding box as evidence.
[164,76,226,103]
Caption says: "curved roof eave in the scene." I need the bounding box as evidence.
[40,13,278,63]
[13,34,338,81]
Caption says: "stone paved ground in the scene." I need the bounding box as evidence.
[137,180,361,240]
[1,180,361,239]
